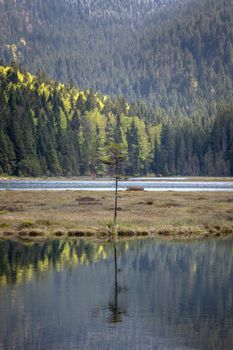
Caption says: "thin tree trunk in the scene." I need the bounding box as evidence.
[114,159,118,224]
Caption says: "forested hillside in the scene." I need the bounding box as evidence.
[0,65,232,176]
[0,0,232,114]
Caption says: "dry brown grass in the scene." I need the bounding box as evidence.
[0,190,232,240]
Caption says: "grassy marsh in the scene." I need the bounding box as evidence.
[0,190,232,240]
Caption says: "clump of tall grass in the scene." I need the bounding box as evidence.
[67,228,98,237]
[54,230,66,237]
[18,229,44,237]
[19,219,35,229]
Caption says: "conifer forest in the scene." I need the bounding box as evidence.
[0,0,232,176]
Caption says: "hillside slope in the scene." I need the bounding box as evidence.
[1,0,232,113]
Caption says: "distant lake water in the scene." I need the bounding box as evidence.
[0,178,233,191]
[0,238,233,350]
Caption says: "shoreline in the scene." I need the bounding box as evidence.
[1,226,233,243]
[1,176,233,182]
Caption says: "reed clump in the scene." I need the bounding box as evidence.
[18,229,44,237]
[19,219,35,229]
[117,227,150,237]
[67,228,98,237]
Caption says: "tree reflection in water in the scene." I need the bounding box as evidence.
[108,244,127,323]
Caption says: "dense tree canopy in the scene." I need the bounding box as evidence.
[0,0,232,115]
[0,65,232,176]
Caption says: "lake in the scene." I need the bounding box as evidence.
[0,238,233,350]
[0,179,233,191]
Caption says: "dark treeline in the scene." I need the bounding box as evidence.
[0,65,232,177]
[0,0,232,114]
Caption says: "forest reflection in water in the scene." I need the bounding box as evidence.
[0,238,233,349]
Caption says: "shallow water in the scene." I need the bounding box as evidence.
[0,238,233,350]
[0,179,233,191]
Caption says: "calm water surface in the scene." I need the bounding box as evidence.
[0,179,233,191]
[0,239,233,350]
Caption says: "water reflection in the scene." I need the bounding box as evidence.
[0,238,233,349]
[107,244,127,323]
[0,240,121,286]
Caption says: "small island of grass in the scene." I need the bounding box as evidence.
[0,190,232,241]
